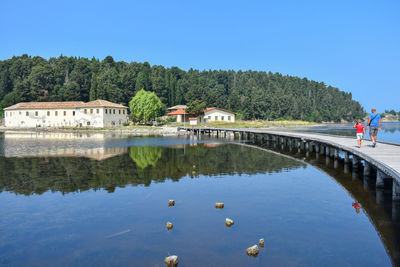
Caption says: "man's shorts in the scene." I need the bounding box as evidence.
[370,126,378,137]
[356,133,363,140]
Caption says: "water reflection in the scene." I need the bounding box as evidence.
[0,134,396,266]
[0,143,304,195]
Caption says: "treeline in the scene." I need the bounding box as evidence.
[0,54,365,121]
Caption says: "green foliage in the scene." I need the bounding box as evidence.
[0,55,365,122]
[0,143,304,195]
[129,89,164,122]
[187,99,206,114]
[129,146,162,169]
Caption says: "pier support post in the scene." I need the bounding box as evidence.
[376,188,384,205]
[376,170,389,188]
[363,176,371,191]
[325,146,330,157]
[363,162,372,176]
[334,149,339,158]
[352,156,359,168]
[334,158,339,169]
[344,152,350,164]
[344,163,350,174]
[393,180,400,201]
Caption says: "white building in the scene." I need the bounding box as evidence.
[203,107,236,123]
[3,99,128,128]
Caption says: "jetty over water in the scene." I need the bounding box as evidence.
[182,127,400,201]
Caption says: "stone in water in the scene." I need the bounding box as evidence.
[169,200,175,206]
[215,202,224,209]
[164,255,178,266]
[225,218,234,227]
[166,222,173,230]
[259,238,264,248]
[246,245,259,257]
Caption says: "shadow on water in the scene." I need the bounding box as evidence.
[245,137,400,267]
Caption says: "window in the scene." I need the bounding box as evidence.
[26,111,29,116]
[113,109,115,114]
[19,111,21,115]
[35,111,38,116]
[73,111,75,116]
[105,109,108,114]
[215,116,218,120]
[228,116,231,121]
[221,116,224,121]
[90,109,93,114]
[84,109,87,114]
[87,122,90,126]
[47,111,50,116]
[55,111,58,116]
[119,110,121,114]
[208,116,211,120]
[96,109,99,114]
[123,110,125,114]
[64,111,66,116]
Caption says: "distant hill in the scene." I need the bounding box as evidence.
[0,54,365,122]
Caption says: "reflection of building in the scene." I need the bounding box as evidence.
[3,131,127,160]
[3,99,128,128]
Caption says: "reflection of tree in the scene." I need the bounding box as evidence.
[0,144,303,195]
[129,146,162,169]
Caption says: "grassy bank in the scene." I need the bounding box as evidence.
[171,120,316,129]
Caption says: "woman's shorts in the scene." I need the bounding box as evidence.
[356,133,363,140]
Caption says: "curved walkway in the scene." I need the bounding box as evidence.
[184,127,400,183]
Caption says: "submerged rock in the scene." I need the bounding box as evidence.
[225,218,234,227]
[246,245,259,257]
[168,200,175,206]
[166,222,173,230]
[259,238,264,248]
[215,202,224,209]
[164,255,178,266]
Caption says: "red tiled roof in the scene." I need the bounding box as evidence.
[204,107,236,114]
[167,110,191,115]
[4,101,84,110]
[4,100,127,110]
[78,100,127,108]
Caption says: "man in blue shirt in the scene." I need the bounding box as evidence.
[367,108,381,147]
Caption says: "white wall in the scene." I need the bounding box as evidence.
[102,107,128,127]
[5,109,78,128]
[4,107,128,128]
[204,109,235,122]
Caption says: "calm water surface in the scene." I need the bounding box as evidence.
[0,132,397,266]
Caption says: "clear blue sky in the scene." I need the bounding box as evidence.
[1,0,399,112]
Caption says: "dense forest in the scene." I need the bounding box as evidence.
[0,54,365,121]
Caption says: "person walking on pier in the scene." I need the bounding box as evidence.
[353,120,366,148]
[367,108,381,148]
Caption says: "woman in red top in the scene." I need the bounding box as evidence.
[353,120,366,148]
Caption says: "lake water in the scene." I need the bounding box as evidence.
[293,122,400,144]
[0,132,398,266]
